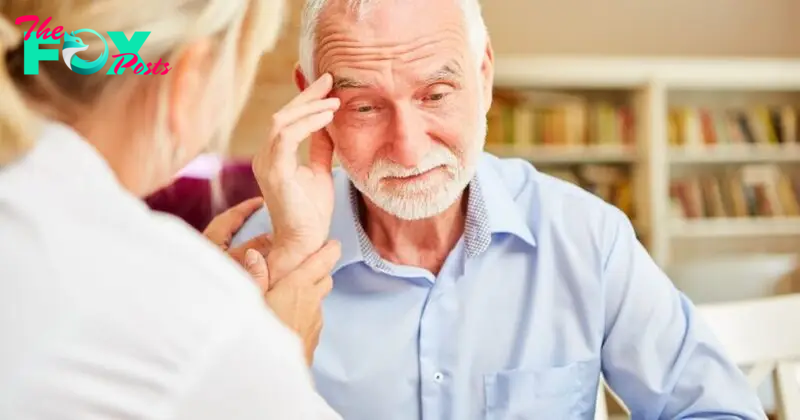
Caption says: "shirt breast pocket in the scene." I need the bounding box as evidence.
[483,359,599,420]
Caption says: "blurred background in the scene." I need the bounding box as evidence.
[144,1,800,417]
[150,0,800,304]
[227,0,800,156]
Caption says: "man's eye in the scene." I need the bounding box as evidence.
[427,93,446,101]
[355,105,374,113]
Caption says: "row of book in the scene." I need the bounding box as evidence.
[670,164,800,219]
[668,106,798,148]
[542,165,635,221]
[488,91,636,147]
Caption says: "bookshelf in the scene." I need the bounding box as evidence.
[491,55,800,267]
[485,144,637,164]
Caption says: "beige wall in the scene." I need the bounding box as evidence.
[483,0,800,57]
[228,0,799,157]
[227,0,302,157]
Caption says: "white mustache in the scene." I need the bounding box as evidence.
[368,146,459,181]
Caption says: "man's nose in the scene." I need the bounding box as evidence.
[388,104,431,168]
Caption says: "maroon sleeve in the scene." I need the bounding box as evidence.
[144,160,260,232]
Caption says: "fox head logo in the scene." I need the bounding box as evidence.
[61,32,88,71]
[60,29,108,75]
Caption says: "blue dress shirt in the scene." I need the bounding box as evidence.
[232,152,766,420]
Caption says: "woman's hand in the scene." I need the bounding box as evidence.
[203,196,264,251]
[261,240,341,366]
[203,196,272,281]
[204,196,342,366]
[252,73,340,282]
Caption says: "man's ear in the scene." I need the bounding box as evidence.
[480,40,495,111]
[293,63,309,91]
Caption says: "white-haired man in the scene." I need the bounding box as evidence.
[235,0,767,418]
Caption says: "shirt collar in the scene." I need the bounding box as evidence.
[473,154,537,248]
[328,172,368,274]
[328,153,536,274]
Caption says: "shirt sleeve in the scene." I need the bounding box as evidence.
[168,306,342,420]
[599,208,767,419]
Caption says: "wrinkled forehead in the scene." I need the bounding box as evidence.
[313,0,471,80]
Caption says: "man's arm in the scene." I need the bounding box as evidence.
[600,208,766,419]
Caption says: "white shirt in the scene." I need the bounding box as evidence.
[0,122,341,420]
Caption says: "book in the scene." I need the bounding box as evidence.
[487,90,635,148]
[668,106,799,148]
[670,164,800,219]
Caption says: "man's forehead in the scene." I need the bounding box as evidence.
[312,0,470,83]
[330,60,464,90]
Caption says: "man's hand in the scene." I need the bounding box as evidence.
[262,240,341,366]
[252,73,340,281]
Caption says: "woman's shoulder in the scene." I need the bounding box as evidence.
[1,178,264,316]
[0,205,304,419]
[0,127,308,416]
[131,207,263,299]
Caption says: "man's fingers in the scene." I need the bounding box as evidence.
[308,129,335,175]
[244,249,270,291]
[278,240,342,285]
[255,74,338,187]
[271,98,339,134]
[285,73,334,108]
[269,110,335,177]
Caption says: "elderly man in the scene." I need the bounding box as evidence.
[234,0,766,418]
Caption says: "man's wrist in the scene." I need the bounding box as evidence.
[266,245,315,284]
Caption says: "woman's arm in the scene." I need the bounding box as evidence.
[169,303,341,420]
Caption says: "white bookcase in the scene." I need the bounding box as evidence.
[490,55,800,268]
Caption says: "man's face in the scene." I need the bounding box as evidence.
[311,0,493,220]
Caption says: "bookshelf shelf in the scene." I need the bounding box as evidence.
[485,144,637,164]
[494,56,800,90]
[671,217,800,238]
[490,55,800,267]
[669,147,800,164]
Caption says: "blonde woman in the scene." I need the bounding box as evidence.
[0,1,342,419]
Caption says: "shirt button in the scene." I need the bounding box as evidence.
[433,372,444,383]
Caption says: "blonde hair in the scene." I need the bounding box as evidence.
[0,0,286,166]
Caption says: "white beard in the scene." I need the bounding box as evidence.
[341,102,487,221]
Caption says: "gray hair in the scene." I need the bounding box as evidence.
[298,0,488,80]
